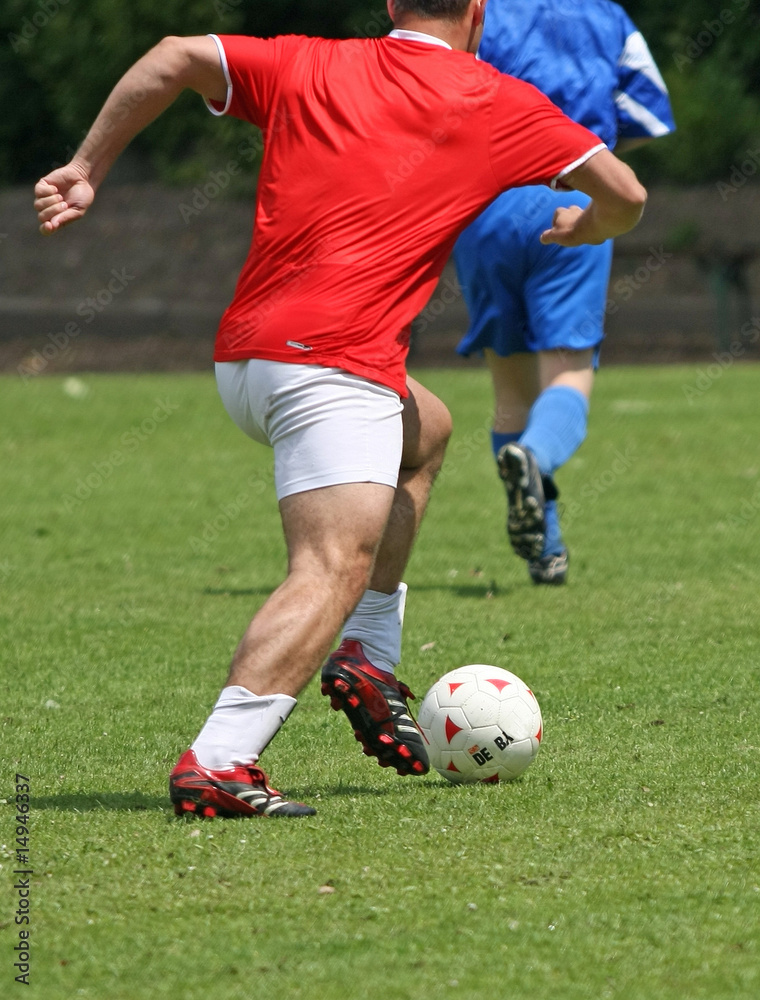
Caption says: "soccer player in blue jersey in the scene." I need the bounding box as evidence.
[453,0,675,584]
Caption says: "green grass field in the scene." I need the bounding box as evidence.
[2,365,758,999]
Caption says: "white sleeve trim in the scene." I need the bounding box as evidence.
[551,143,607,189]
[614,90,672,137]
[203,33,232,117]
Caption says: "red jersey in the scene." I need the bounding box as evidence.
[208,32,603,396]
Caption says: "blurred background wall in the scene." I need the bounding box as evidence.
[2,0,759,373]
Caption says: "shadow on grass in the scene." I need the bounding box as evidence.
[202,587,273,597]
[203,584,517,599]
[303,783,392,799]
[448,583,515,599]
[31,781,497,818]
[32,792,168,813]
[32,785,393,814]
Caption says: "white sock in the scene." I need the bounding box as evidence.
[191,685,296,770]
[341,583,407,675]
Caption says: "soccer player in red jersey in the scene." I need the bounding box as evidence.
[34,0,646,817]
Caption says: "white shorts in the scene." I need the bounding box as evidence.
[215,359,404,501]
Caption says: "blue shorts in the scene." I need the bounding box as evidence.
[453,186,614,359]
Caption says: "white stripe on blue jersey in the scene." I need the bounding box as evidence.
[614,91,672,138]
[618,30,667,93]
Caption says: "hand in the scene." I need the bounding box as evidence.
[540,205,598,247]
[34,162,95,235]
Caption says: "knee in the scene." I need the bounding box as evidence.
[328,548,377,617]
[431,395,453,448]
[430,400,452,473]
[293,541,376,600]
[403,393,452,473]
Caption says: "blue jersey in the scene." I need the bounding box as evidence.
[478,0,675,148]
[454,1,674,358]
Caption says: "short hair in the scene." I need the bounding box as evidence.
[392,1,472,22]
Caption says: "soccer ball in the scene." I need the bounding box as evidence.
[417,664,542,783]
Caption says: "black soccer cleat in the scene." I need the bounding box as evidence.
[528,548,569,585]
[497,442,546,561]
[169,749,316,818]
[321,640,429,776]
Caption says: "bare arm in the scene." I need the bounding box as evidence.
[34,35,226,234]
[540,148,647,247]
[614,136,653,155]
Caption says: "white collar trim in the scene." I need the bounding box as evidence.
[388,28,452,50]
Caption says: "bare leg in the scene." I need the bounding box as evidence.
[226,481,395,696]
[486,348,540,433]
[536,347,595,399]
[369,375,452,594]
[320,378,451,774]
[487,347,595,432]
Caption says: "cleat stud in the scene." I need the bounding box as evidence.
[347,694,360,708]
[181,800,195,812]
[354,731,364,742]
[397,744,412,759]
[203,806,216,817]
[334,679,350,693]
[412,761,425,773]
[378,734,394,746]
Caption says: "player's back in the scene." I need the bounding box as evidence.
[214,31,600,394]
[253,35,517,265]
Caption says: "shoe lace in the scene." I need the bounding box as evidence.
[242,765,278,795]
[396,679,415,701]
[384,679,424,735]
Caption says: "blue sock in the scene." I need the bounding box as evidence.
[542,500,564,557]
[491,430,521,461]
[520,386,588,476]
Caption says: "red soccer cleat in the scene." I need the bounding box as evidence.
[321,640,429,776]
[169,749,316,818]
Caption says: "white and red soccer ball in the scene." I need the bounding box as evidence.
[417,664,542,783]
